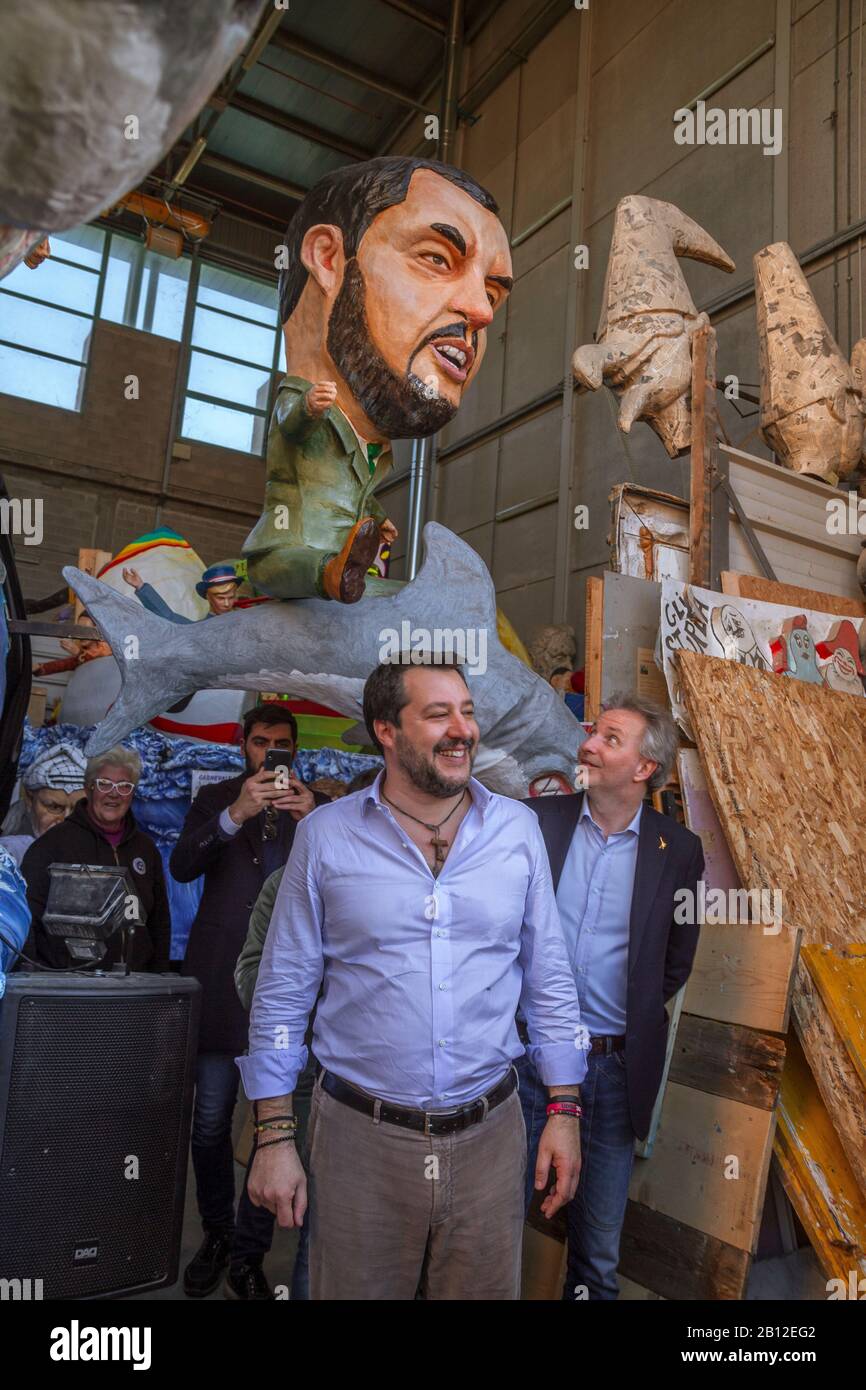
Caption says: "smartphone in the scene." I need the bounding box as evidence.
[264,749,295,776]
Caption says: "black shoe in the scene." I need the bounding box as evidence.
[223,1261,274,1300]
[183,1230,232,1298]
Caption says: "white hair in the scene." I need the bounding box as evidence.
[84,746,142,786]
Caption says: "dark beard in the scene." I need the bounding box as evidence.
[394,731,474,797]
[327,258,458,438]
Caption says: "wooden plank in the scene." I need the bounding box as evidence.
[791,959,866,1198]
[669,1015,786,1109]
[521,1223,567,1301]
[688,324,716,587]
[628,1081,775,1252]
[677,651,866,954]
[584,575,603,722]
[678,748,739,892]
[73,547,112,623]
[773,1030,866,1284]
[619,1201,750,1300]
[720,570,865,620]
[684,922,801,1034]
[801,943,866,1092]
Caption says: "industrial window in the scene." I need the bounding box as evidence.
[100,232,191,340]
[180,262,281,455]
[0,226,105,411]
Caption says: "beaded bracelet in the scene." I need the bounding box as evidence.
[256,1133,296,1150]
[255,1119,298,1136]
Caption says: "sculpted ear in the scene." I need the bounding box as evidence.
[300,224,346,296]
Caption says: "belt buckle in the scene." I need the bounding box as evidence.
[424,1106,459,1137]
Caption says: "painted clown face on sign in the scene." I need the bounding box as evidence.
[279,158,513,440]
[710,604,769,669]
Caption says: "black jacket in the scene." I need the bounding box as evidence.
[526,792,704,1140]
[170,772,327,1054]
[20,800,172,972]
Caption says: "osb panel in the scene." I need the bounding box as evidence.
[676,651,866,951]
[792,960,866,1198]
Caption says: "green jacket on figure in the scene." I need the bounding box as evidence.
[241,375,392,600]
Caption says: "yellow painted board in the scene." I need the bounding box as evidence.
[802,943,866,1094]
[773,1031,866,1285]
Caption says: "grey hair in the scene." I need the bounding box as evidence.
[601,692,678,791]
[84,746,142,787]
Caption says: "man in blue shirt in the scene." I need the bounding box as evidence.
[522,693,704,1300]
[238,654,587,1300]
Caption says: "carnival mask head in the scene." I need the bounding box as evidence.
[278,157,512,439]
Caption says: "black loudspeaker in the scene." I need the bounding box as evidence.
[0,972,200,1299]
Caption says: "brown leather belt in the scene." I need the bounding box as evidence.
[320,1066,517,1137]
[588,1034,626,1055]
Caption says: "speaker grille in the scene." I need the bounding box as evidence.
[0,993,194,1299]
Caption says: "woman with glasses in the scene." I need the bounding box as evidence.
[20,746,171,972]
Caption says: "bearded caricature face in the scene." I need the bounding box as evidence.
[303,167,513,439]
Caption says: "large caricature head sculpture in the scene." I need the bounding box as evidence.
[277,157,512,440]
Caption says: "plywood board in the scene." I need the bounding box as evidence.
[801,943,866,1093]
[684,922,800,1034]
[773,1031,866,1285]
[628,1080,775,1253]
[721,571,865,620]
[791,960,866,1198]
[676,651,866,953]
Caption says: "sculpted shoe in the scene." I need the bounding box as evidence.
[183,1230,232,1298]
[322,517,381,603]
[223,1260,274,1300]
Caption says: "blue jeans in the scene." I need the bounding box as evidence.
[516,1049,636,1300]
[191,1052,312,1297]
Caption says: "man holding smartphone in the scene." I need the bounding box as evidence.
[171,703,326,1300]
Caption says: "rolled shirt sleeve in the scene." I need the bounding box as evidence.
[235,817,325,1098]
[518,816,588,1088]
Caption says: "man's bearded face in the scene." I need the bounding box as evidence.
[326,169,512,439]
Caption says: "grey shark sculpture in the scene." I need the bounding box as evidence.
[573,196,735,456]
[63,524,584,798]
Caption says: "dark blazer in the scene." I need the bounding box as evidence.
[525,792,704,1141]
[169,772,327,1054]
[21,800,172,972]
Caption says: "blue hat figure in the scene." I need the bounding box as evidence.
[196,564,241,599]
[125,561,241,626]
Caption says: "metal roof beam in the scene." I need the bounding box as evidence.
[229,92,373,161]
[198,151,309,203]
[376,0,447,34]
[271,29,430,113]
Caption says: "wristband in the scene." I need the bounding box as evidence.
[547,1101,582,1119]
[548,1094,581,1106]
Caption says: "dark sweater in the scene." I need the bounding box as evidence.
[20,800,172,971]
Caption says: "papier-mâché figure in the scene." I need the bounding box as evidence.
[241,156,512,603]
[572,196,735,456]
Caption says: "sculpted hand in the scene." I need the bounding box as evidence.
[535,1116,582,1219]
[248,1140,307,1229]
[227,768,284,826]
[306,381,338,417]
[122,566,143,590]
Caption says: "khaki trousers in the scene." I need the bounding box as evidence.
[306,1073,526,1300]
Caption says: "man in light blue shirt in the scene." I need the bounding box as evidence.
[239,654,587,1300]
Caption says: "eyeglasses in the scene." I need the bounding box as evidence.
[93,778,135,796]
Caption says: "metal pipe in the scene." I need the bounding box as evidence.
[511,195,572,248]
[438,0,464,164]
[271,30,430,113]
[198,152,308,202]
[676,37,775,114]
[406,437,430,579]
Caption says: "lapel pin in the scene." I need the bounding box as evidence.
[658,835,667,851]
